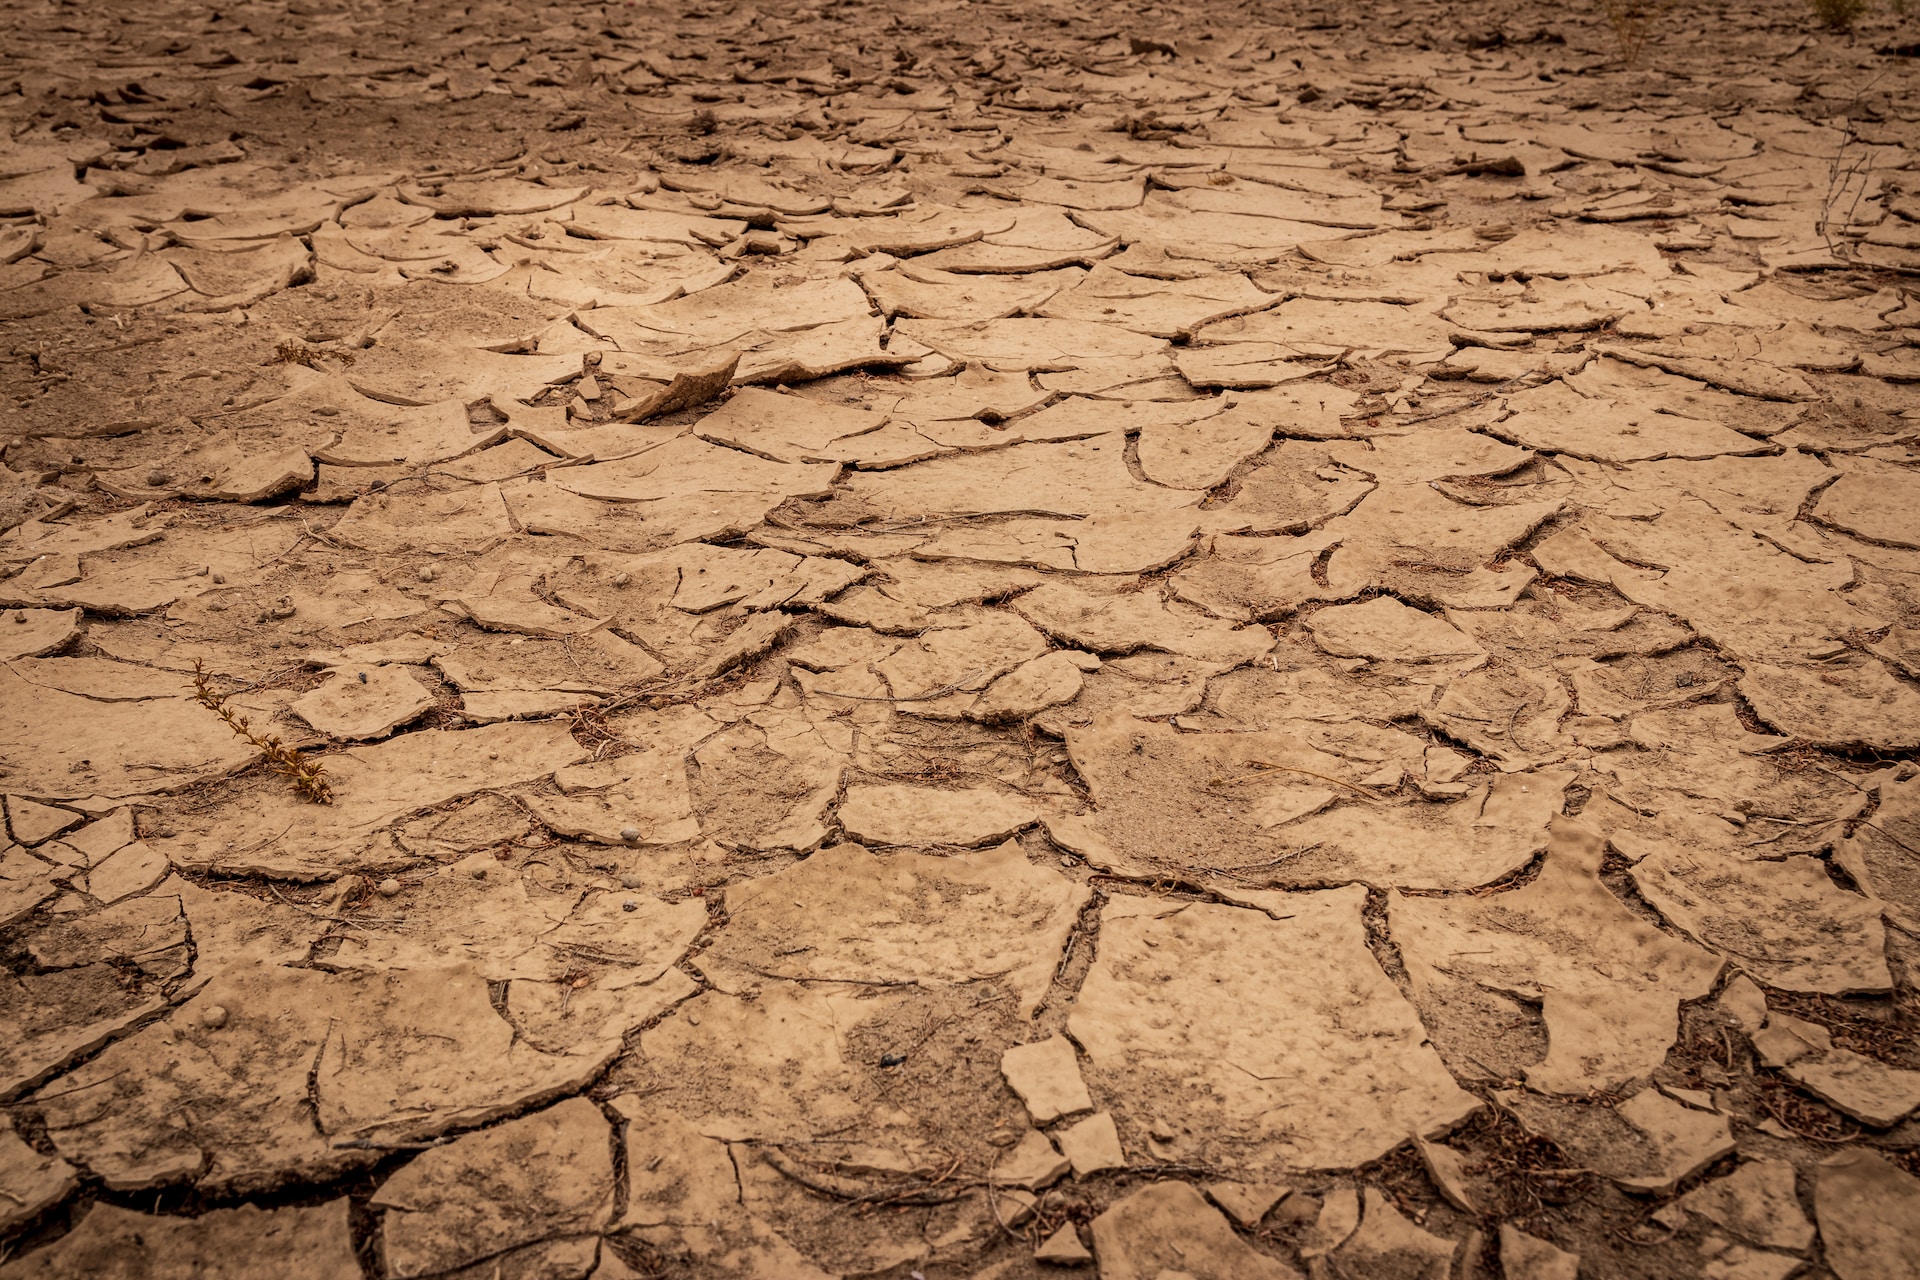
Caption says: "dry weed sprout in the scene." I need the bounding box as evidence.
[1818,72,1886,266]
[190,659,335,803]
[1598,0,1671,65]
[1808,0,1870,28]
[1819,133,1875,263]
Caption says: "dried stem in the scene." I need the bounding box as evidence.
[189,659,334,804]
[1598,0,1672,67]
[1818,73,1886,267]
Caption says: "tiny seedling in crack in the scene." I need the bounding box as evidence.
[190,659,334,804]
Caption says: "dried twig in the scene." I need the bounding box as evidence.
[1756,1086,1858,1144]
[812,669,988,703]
[189,659,334,803]
[0,1069,126,1107]
[264,882,403,931]
[759,1147,976,1207]
[1210,760,1386,801]
[1207,843,1325,879]
[1818,72,1887,267]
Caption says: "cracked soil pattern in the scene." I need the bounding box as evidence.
[1,0,1919,1276]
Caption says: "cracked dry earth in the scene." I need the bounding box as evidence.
[3,1,1920,1279]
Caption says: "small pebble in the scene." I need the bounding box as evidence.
[199,1004,230,1030]
[619,874,646,889]
[211,572,224,584]
[612,572,631,587]
[377,877,401,897]
[418,566,435,583]
[620,826,641,842]
[622,898,638,912]
[357,671,368,684]
[471,866,488,879]
[147,470,169,486]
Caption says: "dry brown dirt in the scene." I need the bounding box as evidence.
[1,0,1919,1276]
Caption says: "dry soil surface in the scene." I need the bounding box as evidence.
[1,0,1919,1277]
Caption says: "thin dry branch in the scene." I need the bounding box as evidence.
[190,658,335,804]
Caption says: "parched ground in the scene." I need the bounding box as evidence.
[0,0,1918,1275]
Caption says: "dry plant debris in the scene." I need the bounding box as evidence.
[190,659,334,803]
[0,0,1917,1276]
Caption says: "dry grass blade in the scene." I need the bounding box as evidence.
[189,658,335,804]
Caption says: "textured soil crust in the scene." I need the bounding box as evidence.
[0,0,1918,1277]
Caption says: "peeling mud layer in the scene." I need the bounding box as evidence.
[1,0,1919,1275]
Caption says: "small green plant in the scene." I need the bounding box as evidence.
[1809,0,1871,27]
[1599,0,1672,65]
[190,659,334,804]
